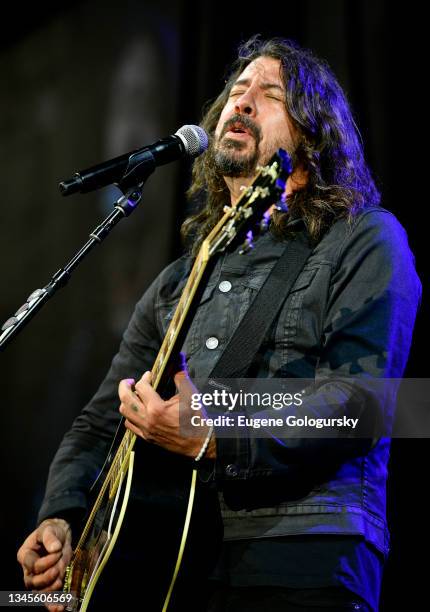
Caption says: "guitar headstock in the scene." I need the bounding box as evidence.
[205,148,292,257]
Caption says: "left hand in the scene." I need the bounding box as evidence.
[118,370,216,459]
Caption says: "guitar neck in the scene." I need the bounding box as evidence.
[150,241,211,390]
[74,225,219,550]
[150,186,268,390]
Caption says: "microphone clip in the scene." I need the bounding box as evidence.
[117,148,156,194]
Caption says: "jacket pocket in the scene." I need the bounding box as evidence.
[155,279,219,349]
[275,265,325,365]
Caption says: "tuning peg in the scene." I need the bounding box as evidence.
[259,210,271,234]
[239,185,253,197]
[275,191,289,213]
[239,230,254,254]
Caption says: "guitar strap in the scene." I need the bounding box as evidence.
[208,229,312,380]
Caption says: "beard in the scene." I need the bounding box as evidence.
[212,113,293,179]
[213,139,259,178]
[213,136,292,179]
[213,113,261,178]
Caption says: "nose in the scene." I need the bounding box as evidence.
[234,90,255,116]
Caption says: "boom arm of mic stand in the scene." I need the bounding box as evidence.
[0,185,145,352]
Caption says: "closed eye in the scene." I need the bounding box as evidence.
[266,94,284,102]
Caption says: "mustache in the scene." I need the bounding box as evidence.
[220,113,261,143]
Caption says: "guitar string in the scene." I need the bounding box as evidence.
[66,246,212,600]
[65,159,281,609]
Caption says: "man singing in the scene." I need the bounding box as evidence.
[17,36,421,612]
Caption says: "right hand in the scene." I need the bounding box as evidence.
[17,518,73,612]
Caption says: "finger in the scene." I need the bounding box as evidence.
[30,565,60,589]
[17,531,39,567]
[39,576,64,593]
[42,580,66,612]
[23,572,35,589]
[173,368,199,404]
[135,372,163,406]
[124,418,146,440]
[33,551,62,574]
[37,524,67,554]
[57,547,73,576]
[118,378,136,403]
[173,369,189,385]
[135,370,153,395]
[21,549,40,574]
[139,370,152,384]
[119,395,144,422]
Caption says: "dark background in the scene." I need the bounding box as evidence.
[0,1,427,609]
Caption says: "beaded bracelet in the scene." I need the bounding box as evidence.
[194,425,214,462]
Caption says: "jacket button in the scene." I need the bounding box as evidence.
[225,464,239,477]
[219,280,232,293]
[205,337,219,350]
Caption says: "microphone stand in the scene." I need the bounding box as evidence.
[0,178,148,352]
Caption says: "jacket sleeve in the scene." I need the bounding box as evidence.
[37,272,163,527]
[212,210,422,489]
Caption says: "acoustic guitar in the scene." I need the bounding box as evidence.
[62,149,292,611]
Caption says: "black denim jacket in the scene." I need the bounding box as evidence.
[38,207,421,558]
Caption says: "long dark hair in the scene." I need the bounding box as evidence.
[182,35,380,254]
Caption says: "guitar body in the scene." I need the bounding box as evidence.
[64,440,136,611]
[76,452,135,612]
[66,442,223,611]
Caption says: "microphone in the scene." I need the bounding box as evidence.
[59,124,208,196]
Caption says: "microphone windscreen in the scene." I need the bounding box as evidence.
[175,125,208,158]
